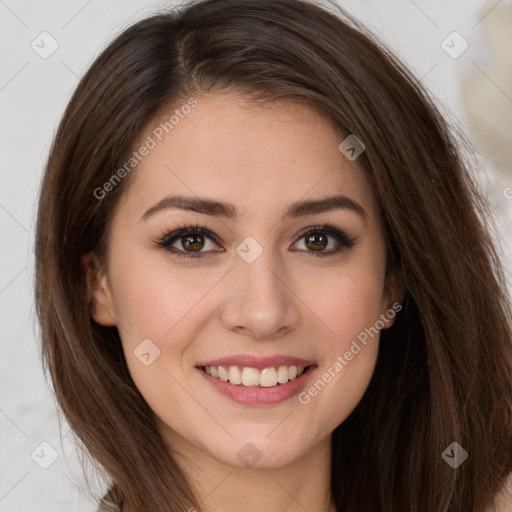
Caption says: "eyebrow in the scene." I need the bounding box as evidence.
[140,193,367,223]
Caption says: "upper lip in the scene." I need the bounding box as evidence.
[196,354,316,370]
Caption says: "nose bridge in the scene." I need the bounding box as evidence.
[240,246,282,297]
[220,238,298,338]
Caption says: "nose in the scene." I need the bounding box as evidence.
[219,248,300,340]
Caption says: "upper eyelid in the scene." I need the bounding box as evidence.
[160,226,215,243]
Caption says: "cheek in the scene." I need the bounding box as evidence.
[291,260,384,424]
[108,251,225,405]
[107,254,214,419]
[299,259,385,348]
[109,249,221,341]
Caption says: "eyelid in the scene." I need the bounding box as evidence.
[156,223,219,247]
[292,223,356,256]
[293,223,352,244]
[155,224,221,259]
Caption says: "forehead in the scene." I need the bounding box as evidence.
[118,93,377,223]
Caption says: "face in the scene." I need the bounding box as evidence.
[86,93,397,471]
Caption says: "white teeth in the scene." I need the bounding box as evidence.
[259,367,278,387]
[277,365,289,384]
[218,366,229,382]
[203,364,307,387]
[228,365,242,384]
[241,367,260,386]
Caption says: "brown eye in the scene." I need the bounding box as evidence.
[157,225,221,258]
[181,233,205,252]
[293,225,356,257]
[305,232,328,252]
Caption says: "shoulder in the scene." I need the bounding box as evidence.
[97,485,122,512]
[487,473,512,512]
[97,501,121,512]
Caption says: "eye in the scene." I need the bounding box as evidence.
[292,223,356,257]
[156,223,222,259]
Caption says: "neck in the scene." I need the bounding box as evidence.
[172,433,335,512]
[122,431,336,512]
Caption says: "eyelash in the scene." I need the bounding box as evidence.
[155,221,356,259]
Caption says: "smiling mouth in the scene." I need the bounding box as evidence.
[200,364,312,388]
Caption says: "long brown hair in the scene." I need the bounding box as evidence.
[34,0,512,510]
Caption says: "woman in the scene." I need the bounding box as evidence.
[34,0,512,510]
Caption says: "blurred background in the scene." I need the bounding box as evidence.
[0,0,510,510]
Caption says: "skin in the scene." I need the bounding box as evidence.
[85,93,399,512]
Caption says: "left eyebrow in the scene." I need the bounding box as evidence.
[284,195,367,223]
[139,193,367,224]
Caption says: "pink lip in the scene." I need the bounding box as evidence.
[196,354,316,370]
[198,366,317,406]
[196,354,317,406]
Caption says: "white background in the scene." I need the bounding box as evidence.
[1,0,511,510]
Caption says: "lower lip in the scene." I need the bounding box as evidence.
[198,366,317,406]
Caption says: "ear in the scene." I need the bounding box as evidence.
[379,264,405,330]
[81,252,117,327]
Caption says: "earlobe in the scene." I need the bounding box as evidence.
[81,252,117,327]
[380,266,405,330]
[380,303,399,329]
